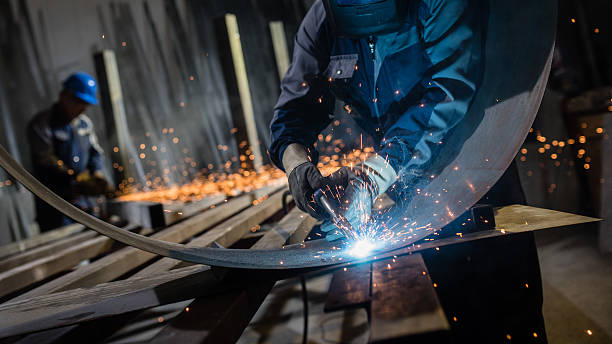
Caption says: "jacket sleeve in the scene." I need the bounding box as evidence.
[27,120,73,182]
[378,0,482,176]
[268,0,335,171]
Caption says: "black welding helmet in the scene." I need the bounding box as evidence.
[323,0,409,38]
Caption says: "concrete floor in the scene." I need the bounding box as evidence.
[237,224,612,344]
[536,225,612,344]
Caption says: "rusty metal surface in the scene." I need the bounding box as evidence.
[324,263,371,312]
[0,0,556,269]
[370,254,449,342]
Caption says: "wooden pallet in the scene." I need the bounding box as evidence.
[0,191,599,343]
[0,185,306,342]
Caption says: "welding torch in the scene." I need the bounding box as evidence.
[314,189,356,240]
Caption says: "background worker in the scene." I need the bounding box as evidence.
[269,0,547,342]
[27,72,111,232]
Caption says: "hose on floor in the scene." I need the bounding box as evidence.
[282,190,308,344]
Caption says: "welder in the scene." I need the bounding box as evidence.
[269,0,548,342]
[27,72,111,232]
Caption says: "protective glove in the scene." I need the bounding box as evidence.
[321,155,397,241]
[93,171,116,196]
[75,171,111,196]
[283,143,347,220]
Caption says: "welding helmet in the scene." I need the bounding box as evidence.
[62,72,99,105]
[323,0,409,38]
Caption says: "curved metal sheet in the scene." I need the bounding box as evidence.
[0,0,556,269]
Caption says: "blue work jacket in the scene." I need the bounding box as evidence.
[269,0,483,192]
[27,104,105,229]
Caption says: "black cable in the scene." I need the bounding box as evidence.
[300,275,309,344]
[282,191,308,344]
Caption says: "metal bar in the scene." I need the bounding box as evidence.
[269,21,290,81]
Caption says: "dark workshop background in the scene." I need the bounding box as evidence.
[0,0,611,246]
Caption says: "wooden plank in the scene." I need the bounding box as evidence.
[41,205,308,344]
[250,209,317,250]
[0,209,316,339]
[4,187,283,343]
[324,263,371,313]
[131,191,288,278]
[269,21,290,81]
[251,212,315,249]
[3,205,589,339]
[0,236,114,298]
[214,13,263,171]
[0,223,85,260]
[94,49,144,185]
[0,230,98,273]
[48,207,302,344]
[150,209,317,344]
[162,194,227,225]
[108,194,226,229]
[10,193,255,302]
[370,254,449,343]
[0,265,218,338]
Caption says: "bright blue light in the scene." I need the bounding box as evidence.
[348,240,377,258]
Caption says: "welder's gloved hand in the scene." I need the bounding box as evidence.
[283,143,347,220]
[93,171,116,198]
[322,155,397,242]
[75,171,111,196]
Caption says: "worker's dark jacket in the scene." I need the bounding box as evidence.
[27,104,104,231]
[270,0,547,342]
[270,0,482,185]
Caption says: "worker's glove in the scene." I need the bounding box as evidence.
[75,171,111,196]
[283,144,347,220]
[321,155,397,241]
[92,171,116,197]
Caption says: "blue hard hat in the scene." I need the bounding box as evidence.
[62,72,98,105]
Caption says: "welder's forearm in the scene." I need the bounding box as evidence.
[281,143,311,176]
[38,157,71,177]
[269,105,332,171]
[31,145,73,179]
[269,3,334,171]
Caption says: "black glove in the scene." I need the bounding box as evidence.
[288,162,348,220]
[320,166,377,240]
[75,171,111,196]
